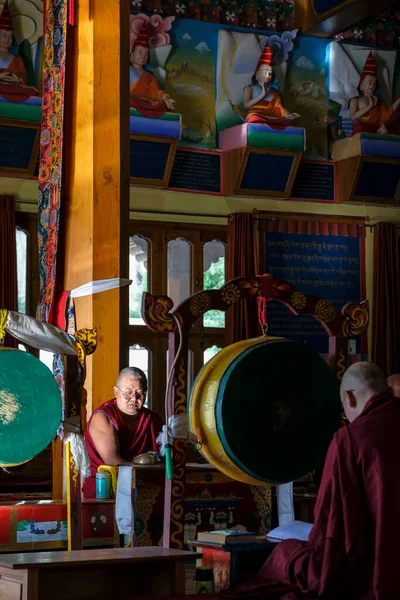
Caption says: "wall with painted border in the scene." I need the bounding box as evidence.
[3,176,400,353]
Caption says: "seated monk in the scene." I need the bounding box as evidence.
[83,367,163,498]
[350,51,400,136]
[243,42,299,129]
[129,22,174,118]
[212,362,400,599]
[0,1,38,102]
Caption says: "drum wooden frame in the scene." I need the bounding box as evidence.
[142,275,369,550]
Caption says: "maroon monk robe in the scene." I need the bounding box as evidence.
[147,393,398,600]
[83,399,164,498]
[224,392,400,600]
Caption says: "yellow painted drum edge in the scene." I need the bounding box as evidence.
[0,459,31,468]
[189,336,283,486]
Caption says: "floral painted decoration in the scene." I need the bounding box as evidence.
[130,13,175,50]
[130,0,294,33]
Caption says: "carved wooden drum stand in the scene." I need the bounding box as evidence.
[142,274,369,549]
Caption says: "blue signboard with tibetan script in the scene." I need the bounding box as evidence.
[264,232,361,354]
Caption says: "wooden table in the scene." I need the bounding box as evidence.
[0,547,199,600]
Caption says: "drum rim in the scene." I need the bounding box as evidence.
[215,339,340,483]
[0,349,62,465]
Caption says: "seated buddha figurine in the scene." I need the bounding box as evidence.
[0,1,26,85]
[243,42,299,128]
[0,1,38,102]
[350,52,400,136]
[129,23,175,118]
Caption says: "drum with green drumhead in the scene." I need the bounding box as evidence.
[0,348,62,467]
[189,336,340,486]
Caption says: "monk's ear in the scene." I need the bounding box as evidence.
[346,390,357,408]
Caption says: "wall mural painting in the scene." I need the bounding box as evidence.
[3,3,400,164]
[165,18,216,148]
[130,14,338,158]
[0,0,42,104]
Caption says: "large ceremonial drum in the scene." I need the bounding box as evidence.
[189,337,340,486]
[0,348,62,467]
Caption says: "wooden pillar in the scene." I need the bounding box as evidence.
[61,0,130,418]
[163,330,188,549]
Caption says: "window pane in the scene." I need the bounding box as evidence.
[18,344,27,352]
[16,228,28,314]
[129,235,149,325]
[168,238,191,309]
[203,240,226,328]
[129,344,149,407]
[39,350,54,372]
[204,345,222,365]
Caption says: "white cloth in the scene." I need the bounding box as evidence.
[6,311,77,355]
[276,482,295,526]
[156,414,198,457]
[70,278,132,299]
[268,520,312,542]
[62,416,91,500]
[115,466,135,536]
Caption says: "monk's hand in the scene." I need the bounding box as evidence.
[163,95,175,110]
[0,71,13,82]
[262,82,269,98]
[1,72,21,84]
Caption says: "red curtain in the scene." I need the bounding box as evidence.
[262,217,365,238]
[0,195,17,347]
[371,223,400,376]
[226,213,260,345]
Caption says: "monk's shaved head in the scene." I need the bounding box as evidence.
[341,362,388,396]
[387,374,400,398]
[341,362,389,422]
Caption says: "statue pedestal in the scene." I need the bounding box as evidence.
[129,109,181,188]
[0,97,41,177]
[333,133,400,206]
[219,123,305,198]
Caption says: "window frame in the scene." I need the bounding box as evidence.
[128,221,227,415]
[15,212,39,320]
[15,225,30,316]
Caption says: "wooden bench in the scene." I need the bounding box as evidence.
[0,547,199,600]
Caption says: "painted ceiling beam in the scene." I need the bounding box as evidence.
[295,0,398,37]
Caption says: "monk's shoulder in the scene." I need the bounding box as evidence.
[90,400,118,428]
[142,69,156,85]
[90,410,114,429]
[330,426,352,456]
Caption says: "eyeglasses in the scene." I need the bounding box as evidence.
[116,386,146,401]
